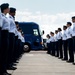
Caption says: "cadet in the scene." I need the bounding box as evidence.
[71,16,75,64]
[46,34,50,54]
[57,28,63,59]
[50,32,55,56]
[0,6,2,64]
[55,30,59,57]
[0,3,11,75]
[7,7,17,70]
[14,21,20,63]
[17,28,24,59]
[66,22,74,63]
[62,26,68,60]
[21,32,25,53]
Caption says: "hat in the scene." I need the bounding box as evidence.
[10,7,16,13]
[1,3,9,12]
[67,22,72,25]
[72,16,75,19]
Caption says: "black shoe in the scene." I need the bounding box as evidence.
[62,58,68,61]
[58,57,63,59]
[12,63,17,66]
[72,62,75,65]
[7,66,17,70]
[67,60,74,63]
[3,72,11,75]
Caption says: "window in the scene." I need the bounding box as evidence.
[33,29,39,36]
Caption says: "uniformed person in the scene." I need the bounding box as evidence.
[7,7,17,70]
[21,32,25,53]
[17,28,23,59]
[46,34,50,54]
[62,26,68,60]
[66,22,74,63]
[55,30,59,57]
[0,6,2,46]
[50,32,55,56]
[0,6,2,63]
[14,21,20,63]
[57,28,63,59]
[0,3,11,75]
[71,16,75,64]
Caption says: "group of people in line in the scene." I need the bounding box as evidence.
[46,16,75,65]
[0,3,25,75]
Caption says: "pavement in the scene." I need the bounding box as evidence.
[8,51,75,75]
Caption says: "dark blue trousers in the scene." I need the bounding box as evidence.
[7,33,15,67]
[67,38,74,62]
[63,40,68,60]
[0,30,9,73]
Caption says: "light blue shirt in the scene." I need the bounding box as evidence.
[57,32,62,40]
[8,15,16,34]
[2,13,10,31]
[21,36,25,43]
[54,34,58,41]
[72,23,75,37]
[62,30,67,40]
[66,26,72,39]
[50,36,55,42]
[0,9,2,27]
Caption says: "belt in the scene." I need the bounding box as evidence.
[72,36,75,39]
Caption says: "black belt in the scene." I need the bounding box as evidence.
[0,27,1,30]
[72,36,75,38]
[2,30,8,32]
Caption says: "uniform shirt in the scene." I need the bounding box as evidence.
[18,31,22,40]
[72,23,75,37]
[21,36,25,43]
[15,28,18,36]
[8,15,16,34]
[66,26,72,39]
[50,36,55,42]
[54,34,58,42]
[57,31,62,40]
[1,13,10,31]
[62,30,67,40]
[0,9,2,27]
[46,38,50,43]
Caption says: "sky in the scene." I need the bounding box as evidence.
[0,0,75,38]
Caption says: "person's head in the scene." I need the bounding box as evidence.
[58,28,62,32]
[0,3,9,14]
[46,34,50,39]
[15,21,19,29]
[55,30,58,34]
[67,22,72,27]
[18,28,22,33]
[50,32,54,36]
[72,16,75,23]
[63,26,67,30]
[9,7,16,17]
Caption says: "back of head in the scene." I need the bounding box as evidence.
[0,3,9,13]
[10,7,16,13]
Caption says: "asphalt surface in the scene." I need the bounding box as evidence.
[8,51,75,75]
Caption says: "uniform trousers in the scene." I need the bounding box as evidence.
[7,33,15,68]
[0,30,9,73]
[67,38,74,62]
[63,40,68,60]
[55,41,59,56]
[58,39,63,58]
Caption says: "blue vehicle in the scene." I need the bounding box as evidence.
[19,22,44,52]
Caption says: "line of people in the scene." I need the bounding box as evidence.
[0,3,25,75]
[46,17,75,65]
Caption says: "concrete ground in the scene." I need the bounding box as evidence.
[8,51,75,75]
